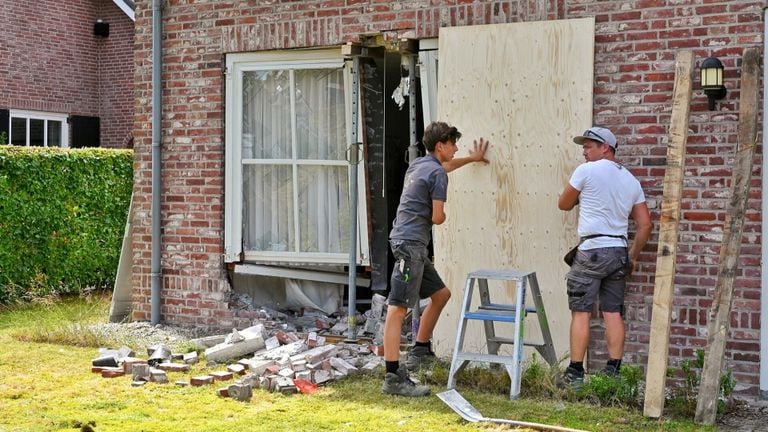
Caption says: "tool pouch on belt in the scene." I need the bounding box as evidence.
[564,234,627,267]
[563,244,580,266]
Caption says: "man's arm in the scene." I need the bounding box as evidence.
[432,200,446,225]
[558,184,580,211]
[443,138,490,173]
[628,201,652,262]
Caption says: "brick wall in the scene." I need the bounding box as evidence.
[0,0,133,148]
[98,0,136,148]
[131,0,765,394]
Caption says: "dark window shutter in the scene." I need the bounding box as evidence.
[0,109,8,143]
[70,115,100,148]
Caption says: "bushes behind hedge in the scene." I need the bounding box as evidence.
[0,147,133,303]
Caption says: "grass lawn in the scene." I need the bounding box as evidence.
[0,293,714,432]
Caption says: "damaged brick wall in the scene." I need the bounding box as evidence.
[130,0,765,395]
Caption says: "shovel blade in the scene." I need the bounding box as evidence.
[436,389,485,423]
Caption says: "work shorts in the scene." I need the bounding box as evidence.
[387,239,446,308]
[566,247,630,314]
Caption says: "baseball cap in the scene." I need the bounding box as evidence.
[573,127,617,149]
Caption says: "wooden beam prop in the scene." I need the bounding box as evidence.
[643,50,694,418]
[694,46,761,425]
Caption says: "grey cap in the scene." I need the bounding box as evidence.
[573,127,617,149]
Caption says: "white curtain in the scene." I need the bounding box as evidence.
[241,68,350,255]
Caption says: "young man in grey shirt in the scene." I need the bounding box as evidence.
[382,121,489,397]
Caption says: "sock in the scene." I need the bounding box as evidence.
[607,358,622,370]
[415,341,431,349]
[386,361,399,374]
[568,361,584,373]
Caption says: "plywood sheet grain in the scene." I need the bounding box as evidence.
[433,18,595,361]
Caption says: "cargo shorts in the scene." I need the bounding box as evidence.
[566,247,630,314]
[387,239,446,308]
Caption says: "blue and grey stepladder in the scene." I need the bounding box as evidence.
[447,269,557,399]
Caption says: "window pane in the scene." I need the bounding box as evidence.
[243,164,294,252]
[10,118,26,146]
[242,70,291,159]
[29,119,44,147]
[295,68,346,160]
[47,121,61,147]
[297,165,350,253]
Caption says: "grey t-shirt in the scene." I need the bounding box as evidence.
[389,154,448,246]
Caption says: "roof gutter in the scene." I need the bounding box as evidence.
[150,0,163,325]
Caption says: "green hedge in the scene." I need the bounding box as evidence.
[0,147,133,303]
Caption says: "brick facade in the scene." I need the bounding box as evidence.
[0,0,134,148]
[131,0,765,395]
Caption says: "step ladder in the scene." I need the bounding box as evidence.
[447,269,557,399]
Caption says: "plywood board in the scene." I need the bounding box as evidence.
[432,18,595,361]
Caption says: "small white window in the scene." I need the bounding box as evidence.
[225,50,369,265]
[8,110,69,148]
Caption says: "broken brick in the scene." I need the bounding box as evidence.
[157,362,190,373]
[182,351,199,365]
[191,375,214,386]
[210,371,234,382]
[228,383,253,402]
[122,357,146,374]
[227,364,246,375]
[132,364,151,382]
[313,370,332,385]
[101,368,125,378]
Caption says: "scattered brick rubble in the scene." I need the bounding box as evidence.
[91,294,397,402]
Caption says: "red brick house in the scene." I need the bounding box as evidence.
[0,0,135,149]
[129,0,767,398]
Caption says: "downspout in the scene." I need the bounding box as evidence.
[760,4,768,400]
[150,0,163,325]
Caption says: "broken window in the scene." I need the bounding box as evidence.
[224,50,369,265]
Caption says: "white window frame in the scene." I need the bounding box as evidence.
[8,109,69,148]
[224,49,370,265]
[418,38,439,125]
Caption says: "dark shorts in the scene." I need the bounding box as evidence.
[387,239,446,308]
[566,247,630,314]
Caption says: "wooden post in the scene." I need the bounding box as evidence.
[642,50,694,418]
[694,46,761,425]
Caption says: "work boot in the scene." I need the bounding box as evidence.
[382,368,431,397]
[405,345,436,371]
[601,363,621,377]
[563,366,585,390]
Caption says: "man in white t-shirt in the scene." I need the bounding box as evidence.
[557,126,652,388]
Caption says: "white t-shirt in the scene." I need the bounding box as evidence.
[569,159,646,250]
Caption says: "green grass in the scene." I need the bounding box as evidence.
[0,294,715,432]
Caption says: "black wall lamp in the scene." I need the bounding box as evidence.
[700,57,726,110]
[94,19,110,38]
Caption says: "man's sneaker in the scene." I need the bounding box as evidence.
[382,368,431,397]
[405,345,437,370]
[563,366,585,390]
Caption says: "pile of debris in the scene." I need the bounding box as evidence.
[90,295,393,401]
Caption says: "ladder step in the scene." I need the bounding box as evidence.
[464,310,519,322]
[479,303,537,313]
[456,352,518,364]
[487,336,546,347]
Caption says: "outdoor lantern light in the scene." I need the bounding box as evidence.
[700,57,726,110]
[94,19,110,37]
